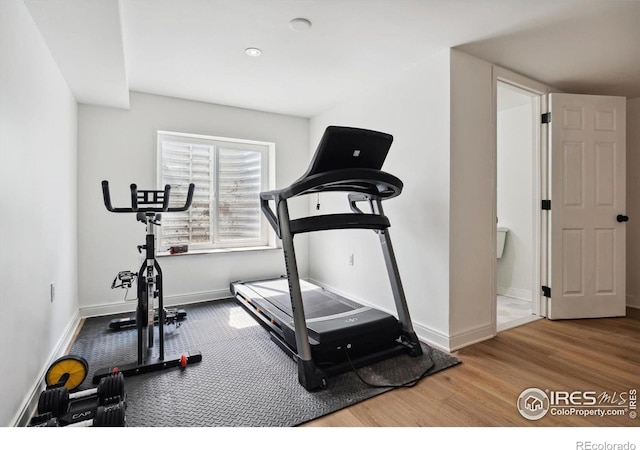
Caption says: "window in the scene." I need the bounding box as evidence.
[157,130,274,252]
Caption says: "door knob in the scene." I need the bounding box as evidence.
[617,214,629,222]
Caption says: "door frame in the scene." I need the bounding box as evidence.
[492,66,553,329]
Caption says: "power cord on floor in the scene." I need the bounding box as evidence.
[344,346,436,389]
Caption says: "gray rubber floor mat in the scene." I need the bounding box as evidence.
[69,299,460,427]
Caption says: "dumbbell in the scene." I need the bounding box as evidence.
[30,401,126,427]
[38,372,125,417]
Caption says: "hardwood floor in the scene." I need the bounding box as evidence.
[303,315,640,427]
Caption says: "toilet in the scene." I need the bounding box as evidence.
[497,227,509,259]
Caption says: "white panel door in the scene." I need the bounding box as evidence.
[549,93,626,319]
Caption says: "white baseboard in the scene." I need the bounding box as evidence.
[13,310,81,427]
[448,323,495,352]
[626,295,640,309]
[79,289,231,319]
[497,286,533,302]
[411,322,451,353]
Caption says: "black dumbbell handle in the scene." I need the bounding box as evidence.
[64,372,124,401]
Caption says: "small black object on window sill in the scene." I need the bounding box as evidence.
[169,245,189,255]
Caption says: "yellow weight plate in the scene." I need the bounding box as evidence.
[45,355,88,390]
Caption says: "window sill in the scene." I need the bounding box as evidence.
[156,245,280,257]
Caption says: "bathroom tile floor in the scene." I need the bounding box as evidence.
[497,295,539,331]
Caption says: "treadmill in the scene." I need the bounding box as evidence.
[231,126,425,391]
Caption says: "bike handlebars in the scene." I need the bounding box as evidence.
[102,180,195,213]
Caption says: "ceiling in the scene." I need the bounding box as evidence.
[23,0,640,118]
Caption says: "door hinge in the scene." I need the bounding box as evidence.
[541,112,551,123]
[541,200,551,210]
[542,286,551,298]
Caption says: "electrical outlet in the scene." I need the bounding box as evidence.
[348,254,354,266]
[50,283,55,302]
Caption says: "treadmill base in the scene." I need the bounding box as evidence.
[268,325,422,391]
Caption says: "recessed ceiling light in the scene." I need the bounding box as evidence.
[245,47,262,57]
[289,18,312,31]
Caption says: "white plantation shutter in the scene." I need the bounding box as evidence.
[160,139,214,247]
[157,131,271,251]
[217,148,263,242]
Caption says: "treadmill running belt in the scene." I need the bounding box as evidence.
[232,277,406,376]
[244,279,354,319]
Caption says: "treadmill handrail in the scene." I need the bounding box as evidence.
[263,168,402,200]
[260,168,402,237]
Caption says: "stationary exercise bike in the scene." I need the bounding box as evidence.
[92,181,202,383]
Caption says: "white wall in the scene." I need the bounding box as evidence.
[308,49,501,351]
[77,92,309,315]
[448,50,496,348]
[627,97,640,309]
[0,0,79,426]
[497,101,534,300]
[309,50,452,348]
